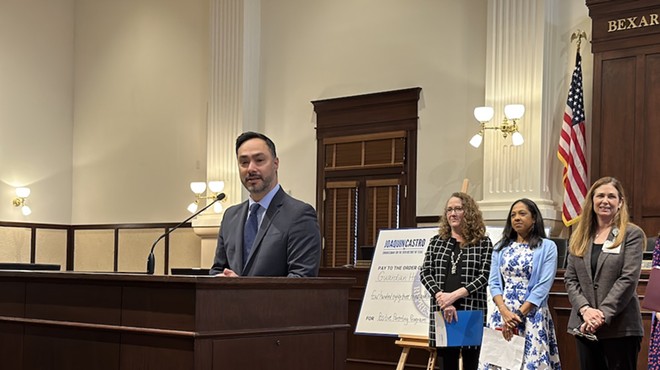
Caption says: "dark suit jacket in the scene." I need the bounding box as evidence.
[210,187,321,277]
[564,224,646,339]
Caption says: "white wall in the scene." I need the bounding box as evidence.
[0,0,591,225]
[568,2,593,163]
[551,0,593,207]
[259,0,488,217]
[0,0,74,224]
[71,0,210,224]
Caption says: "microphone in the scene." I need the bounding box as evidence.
[146,193,226,275]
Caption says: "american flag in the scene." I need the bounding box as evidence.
[558,51,588,227]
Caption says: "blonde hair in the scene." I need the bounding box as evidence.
[568,177,630,257]
[438,192,486,246]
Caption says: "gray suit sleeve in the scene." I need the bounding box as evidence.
[598,225,645,322]
[209,222,229,275]
[285,203,321,277]
[210,206,238,275]
[564,252,589,313]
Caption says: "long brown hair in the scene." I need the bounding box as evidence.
[438,192,486,246]
[568,176,630,257]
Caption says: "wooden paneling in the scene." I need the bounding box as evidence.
[592,53,637,199]
[587,0,660,236]
[592,47,660,234]
[212,333,335,370]
[641,53,660,233]
[0,322,23,369]
[313,89,421,135]
[587,0,660,53]
[24,326,120,370]
[0,272,353,370]
[313,89,420,269]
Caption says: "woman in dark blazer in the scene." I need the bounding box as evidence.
[420,192,493,370]
[565,176,646,370]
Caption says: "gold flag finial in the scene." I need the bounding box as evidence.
[571,30,588,52]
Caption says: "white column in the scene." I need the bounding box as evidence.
[193,0,261,267]
[479,0,563,234]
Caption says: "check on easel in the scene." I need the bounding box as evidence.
[434,310,484,347]
[354,227,439,336]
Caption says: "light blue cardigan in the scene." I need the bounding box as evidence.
[489,238,558,307]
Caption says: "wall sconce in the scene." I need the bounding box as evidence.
[188,181,225,213]
[469,104,525,148]
[12,187,32,216]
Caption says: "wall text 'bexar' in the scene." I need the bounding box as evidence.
[608,14,659,33]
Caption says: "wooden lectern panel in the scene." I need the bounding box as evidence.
[0,271,353,370]
[24,326,120,370]
[0,322,22,369]
[120,333,194,369]
[212,332,336,370]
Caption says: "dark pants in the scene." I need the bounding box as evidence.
[576,335,642,370]
[437,346,480,370]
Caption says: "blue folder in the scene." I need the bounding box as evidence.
[435,310,484,347]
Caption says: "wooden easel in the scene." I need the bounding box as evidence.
[394,179,472,370]
[460,178,469,193]
[395,335,437,370]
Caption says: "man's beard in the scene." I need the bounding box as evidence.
[243,175,273,194]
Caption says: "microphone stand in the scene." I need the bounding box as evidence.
[146,193,225,275]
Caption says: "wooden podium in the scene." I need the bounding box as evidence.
[0,271,353,370]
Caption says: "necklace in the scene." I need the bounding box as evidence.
[450,248,464,275]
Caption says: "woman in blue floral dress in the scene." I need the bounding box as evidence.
[482,198,561,370]
[650,234,660,370]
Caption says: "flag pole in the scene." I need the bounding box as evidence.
[568,29,583,242]
[566,29,586,240]
[558,29,589,232]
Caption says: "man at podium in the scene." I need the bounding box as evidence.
[210,131,322,277]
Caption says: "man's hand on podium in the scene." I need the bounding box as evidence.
[214,268,239,277]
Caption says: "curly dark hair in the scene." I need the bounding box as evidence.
[438,192,486,246]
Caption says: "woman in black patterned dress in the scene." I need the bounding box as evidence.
[420,192,493,370]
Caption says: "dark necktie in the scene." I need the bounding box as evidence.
[243,203,260,264]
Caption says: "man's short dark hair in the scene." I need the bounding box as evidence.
[235,131,277,158]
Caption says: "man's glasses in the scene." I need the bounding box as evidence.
[570,327,598,341]
[445,207,464,214]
